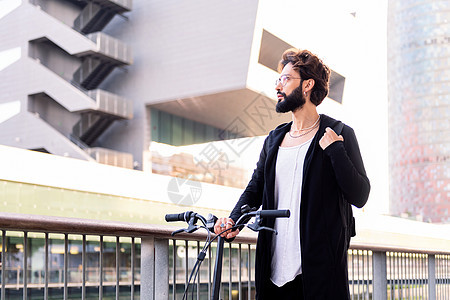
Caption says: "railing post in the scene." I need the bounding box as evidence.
[155,239,169,300]
[372,251,387,300]
[428,254,436,300]
[141,237,155,300]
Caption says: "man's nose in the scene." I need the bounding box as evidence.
[275,82,282,92]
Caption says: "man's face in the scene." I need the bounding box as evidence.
[275,63,305,113]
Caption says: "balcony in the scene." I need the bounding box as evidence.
[85,32,133,65]
[0,213,449,299]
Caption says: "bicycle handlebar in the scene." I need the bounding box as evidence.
[255,209,290,219]
[164,208,290,235]
[165,212,190,222]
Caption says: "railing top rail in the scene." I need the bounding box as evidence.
[0,212,257,244]
[0,212,449,254]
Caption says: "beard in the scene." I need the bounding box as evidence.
[275,85,306,113]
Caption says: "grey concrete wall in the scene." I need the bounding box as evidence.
[28,93,80,137]
[32,0,81,27]
[29,40,81,82]
[95,0,259,167]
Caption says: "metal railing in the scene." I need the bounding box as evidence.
[86,32,133,65]
[87,89,133,119]
[0,213,448,300]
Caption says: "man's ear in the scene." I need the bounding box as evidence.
[303,79,315,93]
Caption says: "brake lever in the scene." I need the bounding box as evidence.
[249,225,278,235]
[246,214,278,235]
[171,224,201,236]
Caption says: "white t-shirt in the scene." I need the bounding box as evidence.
[270,138,313,287]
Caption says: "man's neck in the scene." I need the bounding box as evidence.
[290,104,320,131]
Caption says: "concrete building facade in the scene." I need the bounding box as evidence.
[0,0,347,182]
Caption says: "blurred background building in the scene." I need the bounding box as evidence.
[0,0,348,190]
[387,0,450,223]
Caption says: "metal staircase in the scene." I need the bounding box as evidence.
[73,0,132,34]
[27,0,134,168]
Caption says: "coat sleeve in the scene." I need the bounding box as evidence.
[229,136,268,221]
[324,126,370,208]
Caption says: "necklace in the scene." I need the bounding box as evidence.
[291,115,321,132]
[289,117,320,138]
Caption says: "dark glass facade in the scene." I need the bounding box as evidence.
[387,0,450,222]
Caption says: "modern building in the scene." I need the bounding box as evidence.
[0,0,348,189]
[387,0,450,223]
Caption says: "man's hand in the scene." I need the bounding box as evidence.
[319,127,344,150]
[214,217,240,240]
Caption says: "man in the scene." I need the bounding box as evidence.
[214,48,370,299]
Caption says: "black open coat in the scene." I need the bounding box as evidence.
[229,114,370,299]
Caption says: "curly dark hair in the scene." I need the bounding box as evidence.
[278,48,331,106]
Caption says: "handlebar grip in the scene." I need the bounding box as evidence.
[165,212,186,222]
[259,210,290,218]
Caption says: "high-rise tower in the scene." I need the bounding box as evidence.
[387,0,449,222]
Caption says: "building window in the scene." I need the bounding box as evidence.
[151,109,238,146]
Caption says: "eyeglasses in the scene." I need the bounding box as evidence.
[275,74,301,87]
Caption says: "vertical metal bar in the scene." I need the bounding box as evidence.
[436,255,440,300]
[238,244,242,300]
[404,252,407,300]
[197,241,200,300]
[23,232,28,300]
[438,255,441,300]
[409,253,412,300]
[208,243,211,299]
[361,250,365,298]
[423,254,426,299]
[404,253,407,300]
[445,255,450,299]
[399,252,403,299]
[440,255,443,300]
[422,254,425,299]
[429,254,436,300]
[99,236,103,300]
[357,250,360,299]
[173,240,177,300]
[64,234,68,300]
[352,250,355,299]
[411,253,414,299]
[131,238,135,300]
[248,244,251,300]
[366,251,369,300]
[185,240,188,293]
[388,252,395,300]
[2,231,6,300]
[372,251,387,300]
[43,233,48,300]
[116,237,120,300]
[82,235,86,300]
[395,253,399,300]
[229,244,232,300]
[414,253,417,300]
